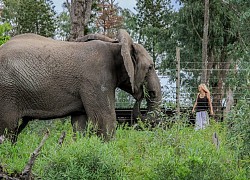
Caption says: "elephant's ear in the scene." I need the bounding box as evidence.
[117,29,135,93]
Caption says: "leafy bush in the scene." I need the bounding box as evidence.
[0,23,11,45]
[40,137,127,180]
[0,119,248,179]
[226,99,250,177]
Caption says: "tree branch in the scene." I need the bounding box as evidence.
[58,131,66,146]
[191,12,202,41]
[21,130,50,178]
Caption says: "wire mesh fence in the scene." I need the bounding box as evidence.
[115,56,249,120]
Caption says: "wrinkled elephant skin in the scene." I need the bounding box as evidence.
[0,29,162,142]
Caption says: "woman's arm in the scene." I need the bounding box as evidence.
[207,93,214,115]
[192,93,199,113]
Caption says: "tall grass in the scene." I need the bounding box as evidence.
[0,118,248,179]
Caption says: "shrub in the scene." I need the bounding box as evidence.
[0,118,248,179]
[226,99,250,178]
[0,23,11,45]
[38,136,127,180]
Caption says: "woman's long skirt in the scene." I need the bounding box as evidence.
[195,111,209,130]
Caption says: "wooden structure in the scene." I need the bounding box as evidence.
[115,108,195,125]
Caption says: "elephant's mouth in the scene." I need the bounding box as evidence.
[136,85,160,101]
[148,91,156,99]
[133,84,144,101]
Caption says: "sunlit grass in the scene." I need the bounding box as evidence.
[0,118,248,179]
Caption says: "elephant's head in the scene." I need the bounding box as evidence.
[117,29,162,116]
[78,29,162,117]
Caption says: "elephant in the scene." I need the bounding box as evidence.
[0,29,162,142]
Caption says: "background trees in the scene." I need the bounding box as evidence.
[0,22,11,45]
[0,1,249,177]
[133,0,173,67]
[0,0,249,114]
[65,0,92,41]
[56,10,71,41]
[169,0,250,117]
[0,0,56,37]
[95,0,123,38]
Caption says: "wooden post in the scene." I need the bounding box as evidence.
[176,47,180,118]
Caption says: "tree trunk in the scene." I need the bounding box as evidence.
[201,0,209,84]
[212,55,231,121]
[206,49,215,84]
[68,0,93,41]
[224,88,234,118]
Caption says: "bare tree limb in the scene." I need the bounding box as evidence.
[0,135,5,144]
[191,13,202,41]
[0,173,20,180]
[212,132,220,149]
[65,0,71,14]
[58,131,66,146]
[21,130,50,179]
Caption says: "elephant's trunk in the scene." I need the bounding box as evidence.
[145,70,162,113]
[133,70,162,121]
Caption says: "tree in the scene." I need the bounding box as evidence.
[65,0,93,41]
[0,22,11,45]
[134,0,174,67]
[169,0,250,118]
[56,11,71,40]
[95,0,123,38]
[120,0,175,105]
[55,0,124,40]
[0,0,56,37]
[201,0,209,83]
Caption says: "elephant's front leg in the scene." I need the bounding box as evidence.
[81,91,116,141]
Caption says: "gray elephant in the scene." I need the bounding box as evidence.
[0,29,162,142]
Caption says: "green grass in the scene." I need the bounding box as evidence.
[0,119,249,180]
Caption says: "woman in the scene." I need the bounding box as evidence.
[192,84,214,130]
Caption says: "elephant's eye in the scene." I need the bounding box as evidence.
[148,65,153,70]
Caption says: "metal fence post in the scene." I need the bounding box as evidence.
[176,47,180,118]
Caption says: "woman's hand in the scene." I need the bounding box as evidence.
[210,110,214,115]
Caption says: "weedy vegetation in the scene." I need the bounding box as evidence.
[0,103,249,180]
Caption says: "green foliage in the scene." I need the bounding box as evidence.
[56,11,71,40]
[159,0,250,113]
[0,22,11,45]
[41,137,126,179]
[133,0,174,67]
[1,0,56,37]
[115,89,135,108]
[0,119,248,179]
[226,99,250,169]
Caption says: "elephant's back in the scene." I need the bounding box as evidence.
[0,34,75,65]
[0,34,118,75]
[1,33,62,51]
[11,33,51,40]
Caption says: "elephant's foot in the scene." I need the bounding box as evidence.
[96,122,116,142]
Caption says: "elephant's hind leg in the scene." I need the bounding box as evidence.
[17,117,30,135]
[0,105,21,144]
[0,115,20,144]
